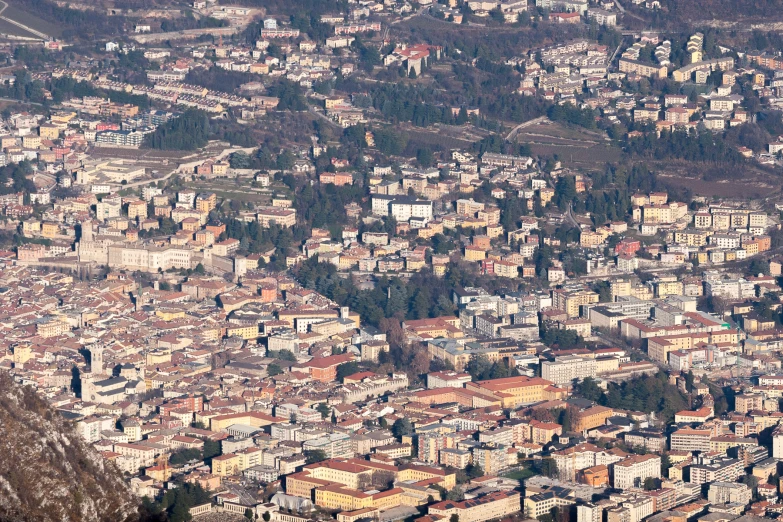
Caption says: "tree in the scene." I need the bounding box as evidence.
[749,259,770,276]
[643,477,661,490]
[169,448,203,466]
[446,487,465,501]
[465,463,484,479]
[416,147,434,167]
[533,458,558,478]
[245,508,254,520]
[574,377,604,402]
[267,363,282,377]
[203,440,221,461]
[144,109,211,150]
[450,515,459,522]
[304,449,327,464]
[316,402,331,419]
[392,418,413,438]
[336,361,360,382]
[465,354,493,381]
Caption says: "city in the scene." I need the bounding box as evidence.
[2,1,783,522]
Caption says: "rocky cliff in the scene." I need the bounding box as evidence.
[0,372,140,522]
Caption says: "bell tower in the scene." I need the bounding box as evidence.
[90,343,104,375]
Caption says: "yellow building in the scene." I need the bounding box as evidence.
[22,135,40,148]
[127,200,147,220]
[654,280,683,298]
[464,245,486,261]
[22,221,41,235]
[12,344,32,365]
[196,193,217,213]
[552,288,599,318]
[539,187,555,205]
[212,162,229,176]
[37,317,69,337]
[642,204,673,224]
[155,309,186,321]
[41,222,59,238]
[225,325,259,340]
[674,230,709,247]
[39,124,60,139]
[580,231,603,248]
[466,376,566,409]
[211,453,241,477]
[315,485,372,511]
[146,349,172,366]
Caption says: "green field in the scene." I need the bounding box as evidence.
[502,468,536,482]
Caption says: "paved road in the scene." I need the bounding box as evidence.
[565,202,580,229]
[505,116,549,142]
[0,96,44,107]
[613,0,646,21]
[390,5,428,25]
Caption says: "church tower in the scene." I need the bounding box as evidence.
[90,343,104,375]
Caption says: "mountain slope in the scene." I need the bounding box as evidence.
[0,372,139,522]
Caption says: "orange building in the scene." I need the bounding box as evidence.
[299,354,355,382]
[579,465,609,487]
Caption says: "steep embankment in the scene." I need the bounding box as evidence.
[0,372,139,522]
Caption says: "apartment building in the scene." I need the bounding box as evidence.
[541,356,596,386]
[708,482,752,505]
[552,288,600,318]
[619,58,667,79]
[669,428,711,452]
[689,457,743,485]
[613,454,661,490]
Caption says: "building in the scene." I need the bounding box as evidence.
[689,457,743,485]
[613,455,661,490]
[619,59,667,79]
[552,288,600,318]
[541,356,596,386]
[465,375,567,408]
[708,482,752,505]
[95,130,144,147]
[429,491,521,522]
[670,428,711,452]
[257,207,297,227]
[586,8,616,25]
[524,487,575,518]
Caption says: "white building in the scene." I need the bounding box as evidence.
[541,356,596,386]
[708,482,752,505]
[612,454,661,490]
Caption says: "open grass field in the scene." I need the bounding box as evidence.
[514,121,622,169]
[183,180,273,205]
[502,468,536,483]
[401,125,478,152]
[655,161,783,199]
[2,3,62,37]
[0,17,37,39]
